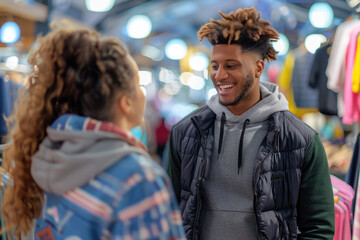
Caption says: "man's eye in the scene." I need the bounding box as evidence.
[211,65,218,70]
[226,65,235,68]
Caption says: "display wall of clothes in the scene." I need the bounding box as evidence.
[325,19,360,125]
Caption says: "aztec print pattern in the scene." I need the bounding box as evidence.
[34,115,185,240]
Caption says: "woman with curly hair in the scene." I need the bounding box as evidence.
[1,26,185,240]
[167,7,335,239]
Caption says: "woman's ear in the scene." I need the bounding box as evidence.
[118,94,132,115]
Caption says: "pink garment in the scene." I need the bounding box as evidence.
[334,202,345,240]
[343,26,360,124]
[331,175,354,240]
[339,199,352,240]
[353,173,360,240]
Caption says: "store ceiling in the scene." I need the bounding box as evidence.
[49,0,354,51]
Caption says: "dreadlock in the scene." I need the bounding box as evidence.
[198,7,279,62]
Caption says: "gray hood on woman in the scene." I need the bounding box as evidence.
[31,128,150,195]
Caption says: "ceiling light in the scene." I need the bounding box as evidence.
[304,34,327,54]
[207,88,217,100]
[165,39,188,60]
[309,3,334,28]
[189,52,209,71]
[0,22,21,44]
[139,71,152,86]
[271,33,289,56]
[126,15,152,39]
[5,56,19,69]
[188,75,205,90]
[141,45,163,61]
[179,72,193,85]
[85,0,115,12]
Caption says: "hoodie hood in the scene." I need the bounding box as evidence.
[206,81,289,123]
[31,114,150,195]
[206,82,288,173]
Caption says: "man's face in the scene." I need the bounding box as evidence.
[210,44,262,113]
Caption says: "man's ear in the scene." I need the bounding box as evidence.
[255,60,265,78]
[118,94,132,115]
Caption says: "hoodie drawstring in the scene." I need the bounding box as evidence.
[218,112,226,155]
[238,119,250,174]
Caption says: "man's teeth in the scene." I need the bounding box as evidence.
[219,85,234,90]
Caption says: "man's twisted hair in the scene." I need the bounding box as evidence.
[198,7,279,62]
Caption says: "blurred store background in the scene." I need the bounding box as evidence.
[1,0,359,175]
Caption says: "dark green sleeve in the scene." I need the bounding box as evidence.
[166,129,181,203]
[297,133,335,239]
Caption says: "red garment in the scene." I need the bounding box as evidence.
[155,119,170,145]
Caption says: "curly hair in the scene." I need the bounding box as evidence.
[198,7,279,62]
[1,26,135,238]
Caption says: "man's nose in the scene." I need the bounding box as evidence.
[215,67,228,80]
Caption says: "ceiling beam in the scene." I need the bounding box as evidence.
[0,0,48,22]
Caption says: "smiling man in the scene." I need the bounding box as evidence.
[167,7,335,240]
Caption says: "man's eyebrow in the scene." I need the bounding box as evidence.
[211,59,241,64]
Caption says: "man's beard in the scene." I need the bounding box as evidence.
[219,73,254,106]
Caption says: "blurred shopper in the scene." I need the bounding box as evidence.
[167,7,335,240]
[1,26,185,240]
[155,117,170,159]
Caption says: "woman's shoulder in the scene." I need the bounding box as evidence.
[102,153,167,185]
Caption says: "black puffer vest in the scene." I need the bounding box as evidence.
[172,105,315,240]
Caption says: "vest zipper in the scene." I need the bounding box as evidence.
[190,118,207,240]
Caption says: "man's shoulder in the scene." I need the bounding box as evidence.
[172,104,215,131]
[275,110,316,143]
[280,111,316,132]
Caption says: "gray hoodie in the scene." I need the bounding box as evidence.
[31,127,150,195]
[200,82,289,240]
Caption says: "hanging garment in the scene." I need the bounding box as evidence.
[309,45,338,116]
[326,20,360,117]
[291,48,318,108]
[334,200,345,240]
[342,25,360,124]
[345,133,360,214]
[331,175,354,240]
[277,51,317,118]
[353,170,360,239]
[0,76,12,139]
[352,34,360,93]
